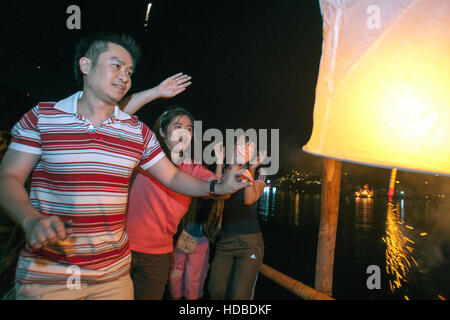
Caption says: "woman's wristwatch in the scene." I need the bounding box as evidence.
[209,179,223,197]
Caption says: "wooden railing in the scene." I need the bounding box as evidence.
[0,224,335,300]
[260,263,334,300]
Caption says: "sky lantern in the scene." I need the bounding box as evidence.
[303,0,450,176]
[303,0,450,297]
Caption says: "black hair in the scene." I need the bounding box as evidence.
[73,33,142,87]
[153,106,195,162]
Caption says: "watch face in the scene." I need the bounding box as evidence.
[210,179,222,193]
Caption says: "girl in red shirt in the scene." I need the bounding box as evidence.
[125,107,220,300]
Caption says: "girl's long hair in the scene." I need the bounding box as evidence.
[153,105,194,164]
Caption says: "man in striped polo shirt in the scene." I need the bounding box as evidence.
[0,33,253,299]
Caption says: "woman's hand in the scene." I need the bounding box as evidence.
[250,150,266,170]
[156,73,192,99]
[120,73,192,115]
[214,141,225,165]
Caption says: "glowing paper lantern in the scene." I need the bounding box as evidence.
[303,0,450,176]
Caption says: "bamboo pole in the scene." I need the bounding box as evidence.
[314,158,342,296]
[260,264,334,300]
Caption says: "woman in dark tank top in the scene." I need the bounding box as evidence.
[208,138,267,300]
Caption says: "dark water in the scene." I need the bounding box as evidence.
[253,187,450,300]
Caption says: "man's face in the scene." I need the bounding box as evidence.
[83,43,134,104]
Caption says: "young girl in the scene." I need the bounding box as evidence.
[169,142,225,300]
[125,107,225,300]
[208,139,267,300]
[120,77,251,299]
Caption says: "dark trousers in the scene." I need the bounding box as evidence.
[208,232,264,300]
[130,251,172,300]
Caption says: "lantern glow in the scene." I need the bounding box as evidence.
[303,0,450,176]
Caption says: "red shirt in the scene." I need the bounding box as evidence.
[126,161,216,254]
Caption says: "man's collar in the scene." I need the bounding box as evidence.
[53,91,132,121]
[53,91,82,114]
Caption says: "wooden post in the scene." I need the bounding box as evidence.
[315,158,341,296]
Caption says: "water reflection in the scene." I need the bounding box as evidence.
[354,197,374,230]
[257,188,321,227]
[400,199,405,221]
[259,187,279,222]
[256,188,450,299]
[293,193,300,226]
[382,202,418,296]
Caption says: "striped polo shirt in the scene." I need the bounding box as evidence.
[9,91,164,284]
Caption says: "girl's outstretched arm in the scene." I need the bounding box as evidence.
[120,73,192,115]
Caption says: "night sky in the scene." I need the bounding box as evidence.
[0,0,448,192]
[0,0,324,176]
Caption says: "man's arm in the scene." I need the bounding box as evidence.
[120,73,192,115]
[0,149,68,250]
[209,165,232,200]
[146,156,253,197]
